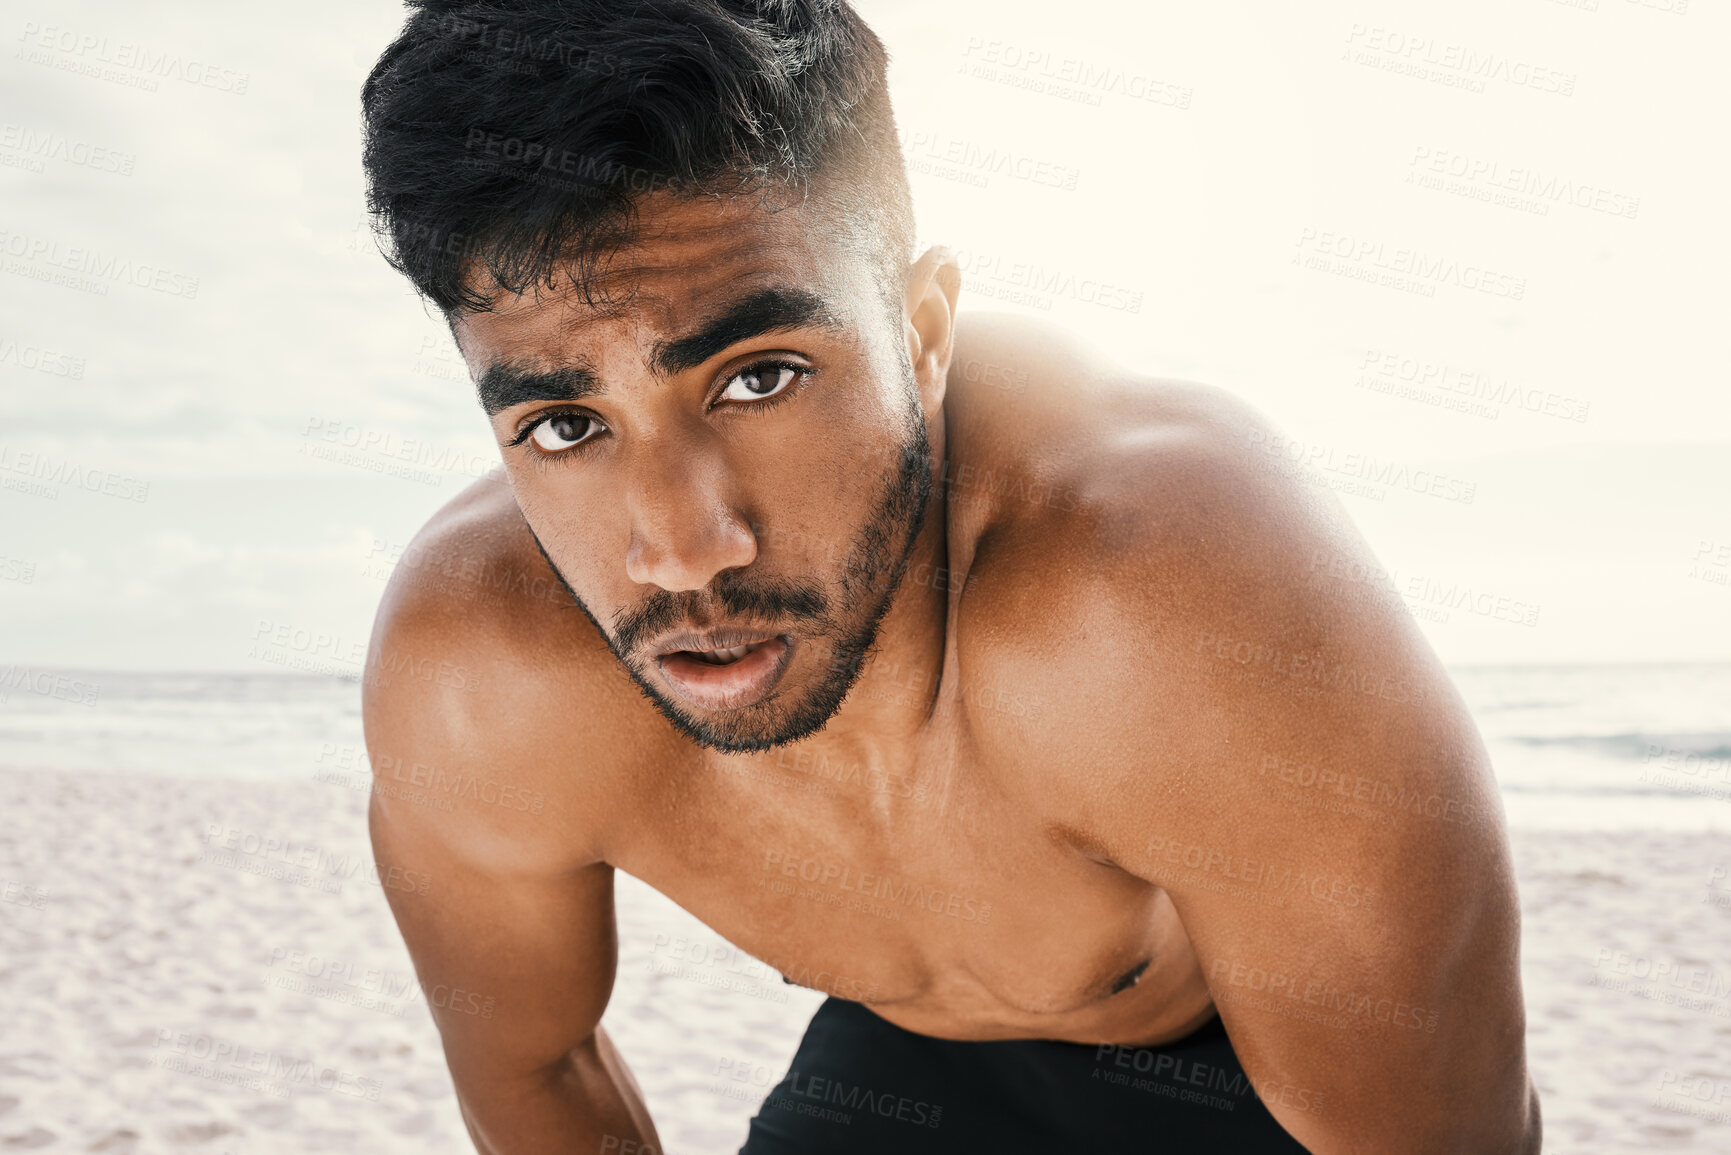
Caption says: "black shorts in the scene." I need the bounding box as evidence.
[740,998,1312,1154]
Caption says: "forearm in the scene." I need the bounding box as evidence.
[1329,1071,1541,1155]
[1501,1078,1543,1155]
[1441,1059,1541,1155]
[456,1027,664,1155]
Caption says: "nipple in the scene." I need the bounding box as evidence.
[1110,958,1151,995]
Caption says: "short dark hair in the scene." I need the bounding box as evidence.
[361,0,915,315]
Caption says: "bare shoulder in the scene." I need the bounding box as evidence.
[945,311,1300,561]
[949,311,1502,845]
[950,317,1530,1149]
[361,473,656,872]
[947,312,1366,673]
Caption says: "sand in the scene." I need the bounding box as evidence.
[1,765,1725,1153]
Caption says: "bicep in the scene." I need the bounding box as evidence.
[358,530,630,1088]
[1119,625,1528,1151]
[369,793,619,1087]
[1156,786,1525,1152]
[1087,408,1531,1148]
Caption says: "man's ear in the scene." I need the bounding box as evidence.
[903,245,961,407]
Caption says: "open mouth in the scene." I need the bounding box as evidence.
[681,641,772,665]
[654,634,793,710]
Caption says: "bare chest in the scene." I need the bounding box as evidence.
[609,744,1212,1045]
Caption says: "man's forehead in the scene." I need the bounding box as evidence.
[453,193,862,365]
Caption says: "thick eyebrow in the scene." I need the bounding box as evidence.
[476,362,601,417]
[651,287,841,377]
[474,286,838,415]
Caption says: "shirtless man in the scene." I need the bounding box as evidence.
[357,2,1541,1151]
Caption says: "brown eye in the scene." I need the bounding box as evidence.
[720,363,800,403]
[528,413,599,452]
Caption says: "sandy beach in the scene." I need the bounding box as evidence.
[2,0,1725,1149]
[2,763,1727,1153]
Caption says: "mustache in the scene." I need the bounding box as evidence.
[612,568,831,655]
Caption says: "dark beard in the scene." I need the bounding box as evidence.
[525,394,934,753]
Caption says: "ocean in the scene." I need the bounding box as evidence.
[3,664,1729,831]
[3,667,1727,1152]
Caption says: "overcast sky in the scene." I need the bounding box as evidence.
[1,0,1727,671]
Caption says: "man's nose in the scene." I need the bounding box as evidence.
[621,444,757,591]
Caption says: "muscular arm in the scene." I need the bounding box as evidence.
[369,798,659,1154]
[983,380,1540,1152]
[361,481,664,1154]
[1132,680,1539,1155]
